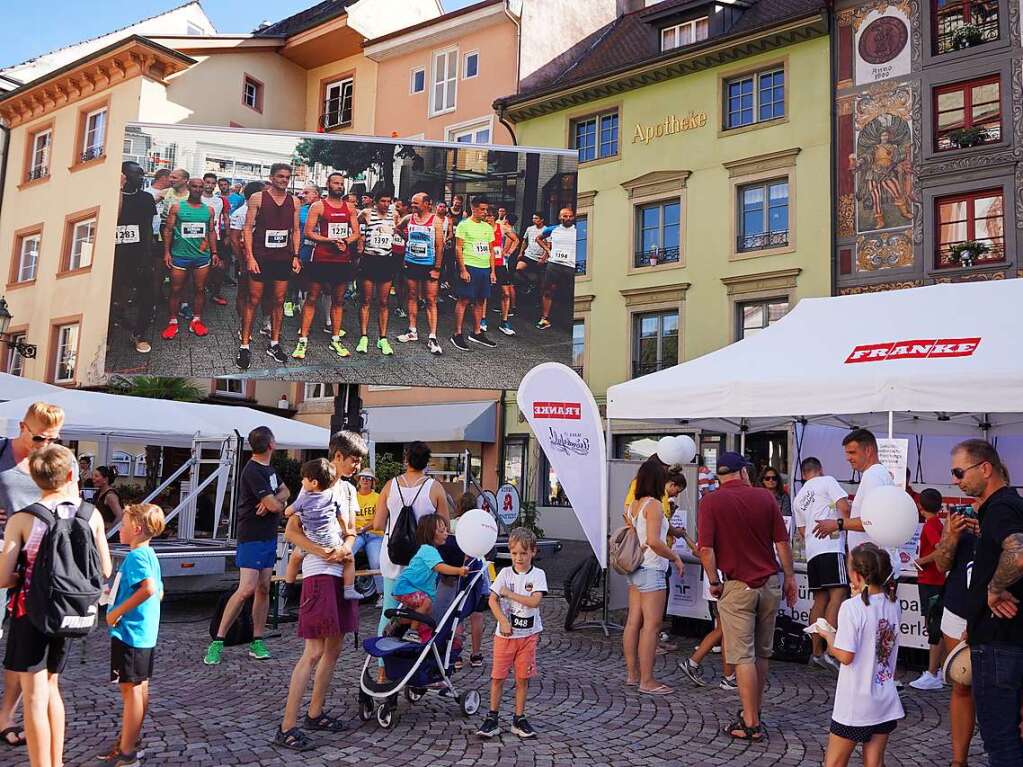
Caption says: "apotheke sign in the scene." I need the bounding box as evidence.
[632,111,708,144]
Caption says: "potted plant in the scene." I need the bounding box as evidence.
[949,126,988,148]
[517,500,545,539]
[948,240,990,268]
[951,23,984,50]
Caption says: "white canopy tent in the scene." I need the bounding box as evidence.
[0,373,61,402]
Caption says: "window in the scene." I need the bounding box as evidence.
[322,77,353,129]
[111,451,134,478]
[304,382,336,400]
[27,128,51,181]
[410,67,425,94]
[934,76,1001,151]
[661,17,709,51]
[725,67,785,129]
[242,75,263,113]
[737,180,789,252]
[186,22,204,36]
[503,437,528,495]
[464,51,479,79]
[53,323,79,383]
[572,111,619,163]
[5,333,26,376]
[933,0,999,55]
[633,310,679,378]
[572,320,585,377]
[81,108,107,162]
[575,215,588,275]
[634,201,681,267]
[450,123,491,144]
[936,189,1004,268]
[538,453,571,507]
[431,49,458,116]
[614,434,676,461]
[65,217,96,272]
[738,299,789,339]
[214,379,245,397]
[14,232,40,283]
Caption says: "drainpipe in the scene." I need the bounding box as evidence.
[0,123,10,226]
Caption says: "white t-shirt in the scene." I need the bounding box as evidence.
[301,479,358,578]
[493,565,547,638]
[379,476,439,580]
[229,204,248,232]
[831,593,905,727]
[847,463,895,552]
[202,194,225,237]
[793,475,848,561]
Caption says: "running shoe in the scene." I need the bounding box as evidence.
[395,307,408,319]
[178,304,193,320]
[450,334,469,352]
[477,713,500,738]
[211,296,228,307]
[248,638,271,660]
[469,332,497,348]
[160,321,179,340]
[133,338,151,354]
[236,347,251,370]
[492,306,503,313]
[323,324,332,334]
[511,716,536,739]
[284,301,295,318]
[330,338,351,358]
[678,658,706,687]
[377,338,394,356]
[203,639,224,665]
[355,336,369,354]
[535,318,552,330]
[427,337,443,355]
[267,344,288,364]
[259,321,272,337]
[499,322,516,336]
[189,318,209,337]
[479,319,488,333]
[397,328,419,343]
[909,671,944,690]
[291,338,308,360]
[111,751,140,767]
[719,675,738,691]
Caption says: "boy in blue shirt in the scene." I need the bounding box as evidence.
[99,503,166,767]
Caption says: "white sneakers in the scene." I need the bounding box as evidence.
[909,670,945,690]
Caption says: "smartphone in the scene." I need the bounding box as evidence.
[951,504,977,519]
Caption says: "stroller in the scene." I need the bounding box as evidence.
[357,560,488,729]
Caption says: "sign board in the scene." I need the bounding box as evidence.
[495,484,521,527]
[478,490,498,519]
[877,438,909,487]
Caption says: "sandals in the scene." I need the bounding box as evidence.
[1,728,25,747]
[273,727,314,752]
[303,713,346,732]
[724,715,764,741]
[639,684,673,696]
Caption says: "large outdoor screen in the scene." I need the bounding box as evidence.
[105,123,579,389]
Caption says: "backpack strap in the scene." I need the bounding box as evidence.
[20,502,56,532]
[0,437,8,463]
[76,501,96,522]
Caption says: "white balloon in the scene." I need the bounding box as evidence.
[656,436,678,463]
[455,508,499,559]
[860,484,919,547]
[672,435,697,464]
[656,435,696,465]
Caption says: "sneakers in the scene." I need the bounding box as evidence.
[330,338,350,358]
[535,318,552,330]
[111,751,140,767]
[188,318,208,337]
[248,638,270,660]
[719,674,738,691]
[469,332,497,348]
[909,671,944,691]
[203,639,224,666]
[427,336,443,355]
[477,712,500,738]
[211,295,228,306]
[96,740,144,764]
[450,334,469,352]
[284,301,295,318]
[236,347,251,370]
[678,658,706,687]
[178,303,193,321]
[377,338,394,356]
[809,653,836,673]
[395,306,408,319]
[397,328,419,343]
[267,344,288,364]
[259,321,272,337]
[499,321,516,336]
[480,318,488,333]
[160,321,179,340]
[711,645,722,654]
[356,336,369,354]
[511,715,537,739]
[133,338,152,354]
[291,338,308,360]
[470,653,484,668]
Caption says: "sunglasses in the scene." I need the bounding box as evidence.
[763,475,779,482]
[23,424,60,444]
[951,460,987,480]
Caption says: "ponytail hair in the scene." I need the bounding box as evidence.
[849,542,898,604]
[95,465,118,484]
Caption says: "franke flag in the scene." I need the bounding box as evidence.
[845,338,981,364]
[518,363,607,566]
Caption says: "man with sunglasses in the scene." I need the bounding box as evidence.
[952,439,1023,765]
[0,402,64,749]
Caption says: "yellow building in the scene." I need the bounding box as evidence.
[494,0,832,538]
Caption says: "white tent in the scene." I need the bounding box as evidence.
[0,373,61,402]
[607,281,1023,436]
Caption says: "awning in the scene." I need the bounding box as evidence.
[0,373,61,402]
[365,401,497,443]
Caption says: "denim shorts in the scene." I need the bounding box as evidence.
[627,566,667,593]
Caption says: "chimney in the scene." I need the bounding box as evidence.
[617,0,648,14]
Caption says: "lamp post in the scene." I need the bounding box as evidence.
[0,297,37,360]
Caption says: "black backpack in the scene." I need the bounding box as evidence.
[21,502,104,638]
[208,593,254,646]
[386,479,428,567]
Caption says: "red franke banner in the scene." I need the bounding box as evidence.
[845,337,981,364]
[532,401,582,419]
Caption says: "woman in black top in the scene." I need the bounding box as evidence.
[758,467,792,517]
[92,465,123,531]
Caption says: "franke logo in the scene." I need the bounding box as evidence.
[533,401,582,419]
[845,337,981,364]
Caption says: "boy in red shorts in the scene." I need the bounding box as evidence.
[477,527,546,740]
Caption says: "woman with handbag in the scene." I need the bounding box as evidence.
[622,459,684,695]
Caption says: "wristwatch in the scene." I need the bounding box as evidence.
[837,518,845,531]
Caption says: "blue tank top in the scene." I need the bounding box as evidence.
[299,204,315,263]
[405,214,436,267]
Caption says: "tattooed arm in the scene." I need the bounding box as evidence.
[987,532,1023,619]
[931,513,971,574]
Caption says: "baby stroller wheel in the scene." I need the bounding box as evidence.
[358,695,374,721]
[405,686,426,703]
[459,689,481,717]
[376,704,398,729]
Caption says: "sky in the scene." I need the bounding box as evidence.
[0,0,480,70]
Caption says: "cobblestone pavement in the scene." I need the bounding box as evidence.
[105,282,572,387]
[1,592,988,767]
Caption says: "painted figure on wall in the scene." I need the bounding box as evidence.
[852,116,914,231]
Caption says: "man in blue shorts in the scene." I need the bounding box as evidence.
[450,196,497,351]
[204,426,290,665]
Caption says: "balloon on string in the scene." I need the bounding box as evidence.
[455,508,499,559]
[656,435,697,465]
[672,435,697,464]
[859,484,918,547]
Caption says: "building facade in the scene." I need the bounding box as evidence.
[833,0,1023,293]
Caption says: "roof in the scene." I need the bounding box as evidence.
[253,0,359,37]
[364,0,504,47]
[498,0,827,109]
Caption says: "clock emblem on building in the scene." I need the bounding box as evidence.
[858,16,909,65]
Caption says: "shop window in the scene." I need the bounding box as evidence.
[632,310,679,378]
[935,188,1004,268]
[934,75,1000,151]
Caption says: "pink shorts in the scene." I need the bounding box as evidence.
[395,591,431,612]
[491,634,539,681]
[297,574,359,639]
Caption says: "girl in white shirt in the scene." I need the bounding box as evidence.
[819,543,904,767]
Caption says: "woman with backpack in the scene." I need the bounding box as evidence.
[621,459,684,695]
[0,444,112,767]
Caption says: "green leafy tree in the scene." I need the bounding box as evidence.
[293,138,422,196]
[373,452,404,492]
[271,452,302,500]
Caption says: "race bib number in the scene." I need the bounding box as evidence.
[407,240,428,258]
[473,241,490,257]
[265,229,288,248]
[370,228,393,250]
[181,222,206,240]
[115,225,140,245]
[551,248,572,265]
[327,222,349,241]
[392,233,405,247]
[511,614,535,631]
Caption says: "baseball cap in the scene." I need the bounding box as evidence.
[716,451,752,475]
[356,468,376,479]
